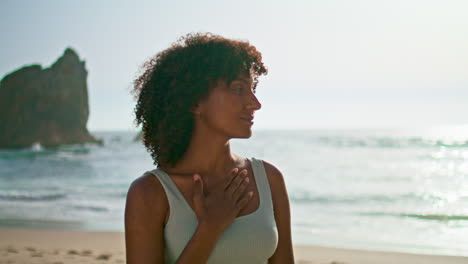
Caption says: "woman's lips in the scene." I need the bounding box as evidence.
[240,117,254,125]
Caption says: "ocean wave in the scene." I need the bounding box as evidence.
[0,144,94,160]
[315,136,468,149]
[0,191,66,201]
[358,212,468,221]
[0,217,85,229]
[401,214,468,221]
[71,205,109,212]
[290,193,420,204]
[290,192,468,205]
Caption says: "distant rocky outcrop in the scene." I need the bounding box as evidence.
[0,48,102,148]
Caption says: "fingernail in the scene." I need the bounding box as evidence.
[193,174,199,181]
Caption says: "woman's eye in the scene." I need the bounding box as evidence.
[232,84,243,93]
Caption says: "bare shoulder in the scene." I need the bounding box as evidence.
[126,171,167,210]
[258,159,291,207]
[260,160,286,189]
[259,159,291,213]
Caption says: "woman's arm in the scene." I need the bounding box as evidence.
[173,222,223,264]
[125,174,166,263]
[263,161,295,264]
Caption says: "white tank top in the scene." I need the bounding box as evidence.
[147,157,278,263]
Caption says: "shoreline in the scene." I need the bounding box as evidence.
[1,227,466,264]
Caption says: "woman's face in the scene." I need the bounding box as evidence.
[194,73,262,139]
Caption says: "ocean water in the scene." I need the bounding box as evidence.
[1,127,467,257]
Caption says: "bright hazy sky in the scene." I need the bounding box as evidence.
[1,0,467,131]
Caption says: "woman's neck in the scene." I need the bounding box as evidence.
[162,132,244,179]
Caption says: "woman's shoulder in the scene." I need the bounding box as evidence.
[128,170,164,195]
[125,171,167,263]
[254,158,283,179]
[252,158,285,189]
[125,171,169,215]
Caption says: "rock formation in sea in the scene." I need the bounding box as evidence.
[0,48,102,148]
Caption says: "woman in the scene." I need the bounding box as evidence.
[125,33,294,264]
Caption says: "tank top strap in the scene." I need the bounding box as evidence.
[147,168,194,214]
[249,157,274,211]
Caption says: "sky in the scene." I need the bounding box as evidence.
[1,0,467,131]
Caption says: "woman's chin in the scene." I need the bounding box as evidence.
[235,130,253,139]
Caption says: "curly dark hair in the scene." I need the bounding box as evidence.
[131,32,268,168]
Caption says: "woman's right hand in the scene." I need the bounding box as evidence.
[192,168,253,233]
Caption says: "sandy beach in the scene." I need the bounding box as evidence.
[0,228,466,264]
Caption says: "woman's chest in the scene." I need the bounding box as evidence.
[163,167,260,225]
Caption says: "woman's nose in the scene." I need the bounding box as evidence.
[246,92,262,110]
